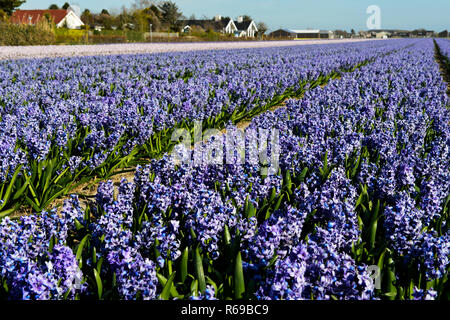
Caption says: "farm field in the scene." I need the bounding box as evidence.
[0,38,449,300]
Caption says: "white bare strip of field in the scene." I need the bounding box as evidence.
[0,39,379,61]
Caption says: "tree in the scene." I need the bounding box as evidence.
[101,9,110,16]
[62,2,70,10]
[81,9,94,27]
[159,1,182,31]
[48,4,59,9]
[43,12,53,24]
[116,7,133,30]
[256,22,268,38]
[149,4,160,18]
[334,29,350,38]
[0,8,8,21]
[132,0,152,10]
[97,12,114,29]
[0,0,26,15]
[138,6,161,32]
[241,15,252,22]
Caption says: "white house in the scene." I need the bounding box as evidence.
[234,30,247,37]
[11,9,84,29]
[234,16,258,37]
[55,9,84,29]
[180,15,259,37]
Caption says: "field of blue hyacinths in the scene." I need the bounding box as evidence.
[0,38,449,301]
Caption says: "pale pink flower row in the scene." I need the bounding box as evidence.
[0,39,378,61]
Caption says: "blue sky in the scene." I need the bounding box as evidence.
[21,0,449,32]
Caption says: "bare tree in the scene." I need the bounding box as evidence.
[81,9,94,27]
[256,22,268,38]
[132,0,153,10]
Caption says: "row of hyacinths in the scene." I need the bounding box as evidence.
[0,40,399,215]
[0,39,449,300]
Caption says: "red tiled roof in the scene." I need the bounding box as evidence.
[10,10,68,25]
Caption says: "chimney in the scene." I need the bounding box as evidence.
[237,16,243,23]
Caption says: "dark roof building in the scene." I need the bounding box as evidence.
[180,18,236,34]
[291,29,334,39]
[368,29,412,38]
[269,29,296,38]
[234,21,252,31]
[438,30,448,38]
[234,19,258,37]
[180,16,258,37]
[270,29,334,39]
[411,29,435,37]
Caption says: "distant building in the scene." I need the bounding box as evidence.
[375,31,391,39]
[364,29,438,38]
[438,30,448,38]
[269,29,296,38]
[180,15,258,37]
[358,31,372,38]
[411,29,435,37]
[124,23,135,30]
[293,29,334,39]
[270,29,334,39]
[181,16,237,34]
[368,29,412,38]
[10,9,84,29]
